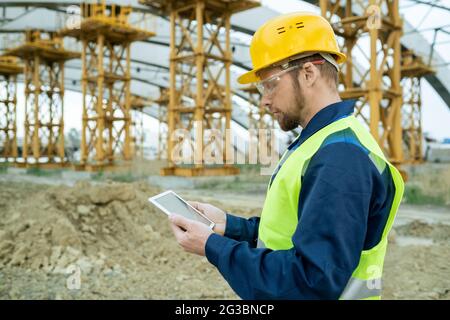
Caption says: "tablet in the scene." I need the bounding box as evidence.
[148,190,215,229]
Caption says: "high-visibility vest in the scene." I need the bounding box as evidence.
[258,115,404,300]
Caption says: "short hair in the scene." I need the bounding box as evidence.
[289,53,339,90]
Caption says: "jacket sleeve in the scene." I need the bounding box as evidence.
[224,213,260,247]
[205,143,380,299]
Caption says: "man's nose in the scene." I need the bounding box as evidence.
[261,94,272,112]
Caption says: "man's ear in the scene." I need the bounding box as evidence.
[299,62,319,88]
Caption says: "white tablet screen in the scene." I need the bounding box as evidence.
[153,192,212,226]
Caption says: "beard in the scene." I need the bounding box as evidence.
[277,112,300,131]
[277,83,305,131]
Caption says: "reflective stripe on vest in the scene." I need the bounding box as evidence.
[257,115,404,300]
[340,277,382,300]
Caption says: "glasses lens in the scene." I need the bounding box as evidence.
[254,65,298,97]
[256,77,277,97]
[255,82,265,96]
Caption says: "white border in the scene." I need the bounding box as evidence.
[148,190,215,229]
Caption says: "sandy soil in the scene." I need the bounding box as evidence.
[0,174,448,300]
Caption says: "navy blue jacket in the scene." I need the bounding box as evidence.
[205,100,395,299]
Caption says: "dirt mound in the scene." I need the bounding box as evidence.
[1,174,448,300]
[384,219,450,299]
[0,181,164,274]
[395,220,450,243]
[384,244,450,299]
[0,180,236,299]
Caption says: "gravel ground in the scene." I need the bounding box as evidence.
[0,174,448,300]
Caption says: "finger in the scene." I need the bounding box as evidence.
[188,201,207,214]
[187,201,202,210]
[169,220,186,240]
[169,214,191,230]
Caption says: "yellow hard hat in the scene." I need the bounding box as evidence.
[238,12,346,84]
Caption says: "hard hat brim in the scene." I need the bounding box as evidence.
[237,51,346,85]
[237,69,260,85]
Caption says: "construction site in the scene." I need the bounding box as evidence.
[0,0,449,300]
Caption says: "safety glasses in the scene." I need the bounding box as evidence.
[255,59,325,97]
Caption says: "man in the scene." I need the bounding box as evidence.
[169,12,404,300]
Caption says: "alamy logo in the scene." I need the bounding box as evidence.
[366,5,382,30]
[66,5,81,30]
[66,264,81,290]
[366,265,382,290]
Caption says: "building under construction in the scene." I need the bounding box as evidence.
[0,0,449,302]
[0,0,449,175]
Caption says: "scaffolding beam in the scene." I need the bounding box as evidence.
[5,31,79,167]
[401,50,434,164]
[320,0,404,165]
[59,0,155,170]
[0,56,22,162]
[130,95,149,159]
[140,0,260,176]
[153,87,169,160]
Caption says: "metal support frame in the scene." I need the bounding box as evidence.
[60,0,154,171]
[0,56,22,162]
[5,30,79,167]
[140,0,259,176]
[154,87,169,160]
[401,50,434,164]
[320,0,404,165]
[132,109,145,159]
[130,95,146,159]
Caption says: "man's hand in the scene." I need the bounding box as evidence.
[188,201,227,236]
[169,214,214,256]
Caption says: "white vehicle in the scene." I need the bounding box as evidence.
[426,142,450,163]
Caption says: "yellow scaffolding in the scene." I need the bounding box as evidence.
[320,0,404,166]
[130,95,150,159]
[153,87,169,160]
[0,56,22,162]
[5,31,79,167]
[131,89,170,160]
[400,50,434,164]
[59,0,155,171]
[140,0,260,176]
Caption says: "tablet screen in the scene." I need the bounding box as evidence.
[153,192,212,226]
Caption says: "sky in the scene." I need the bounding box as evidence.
[11,0,450,152]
